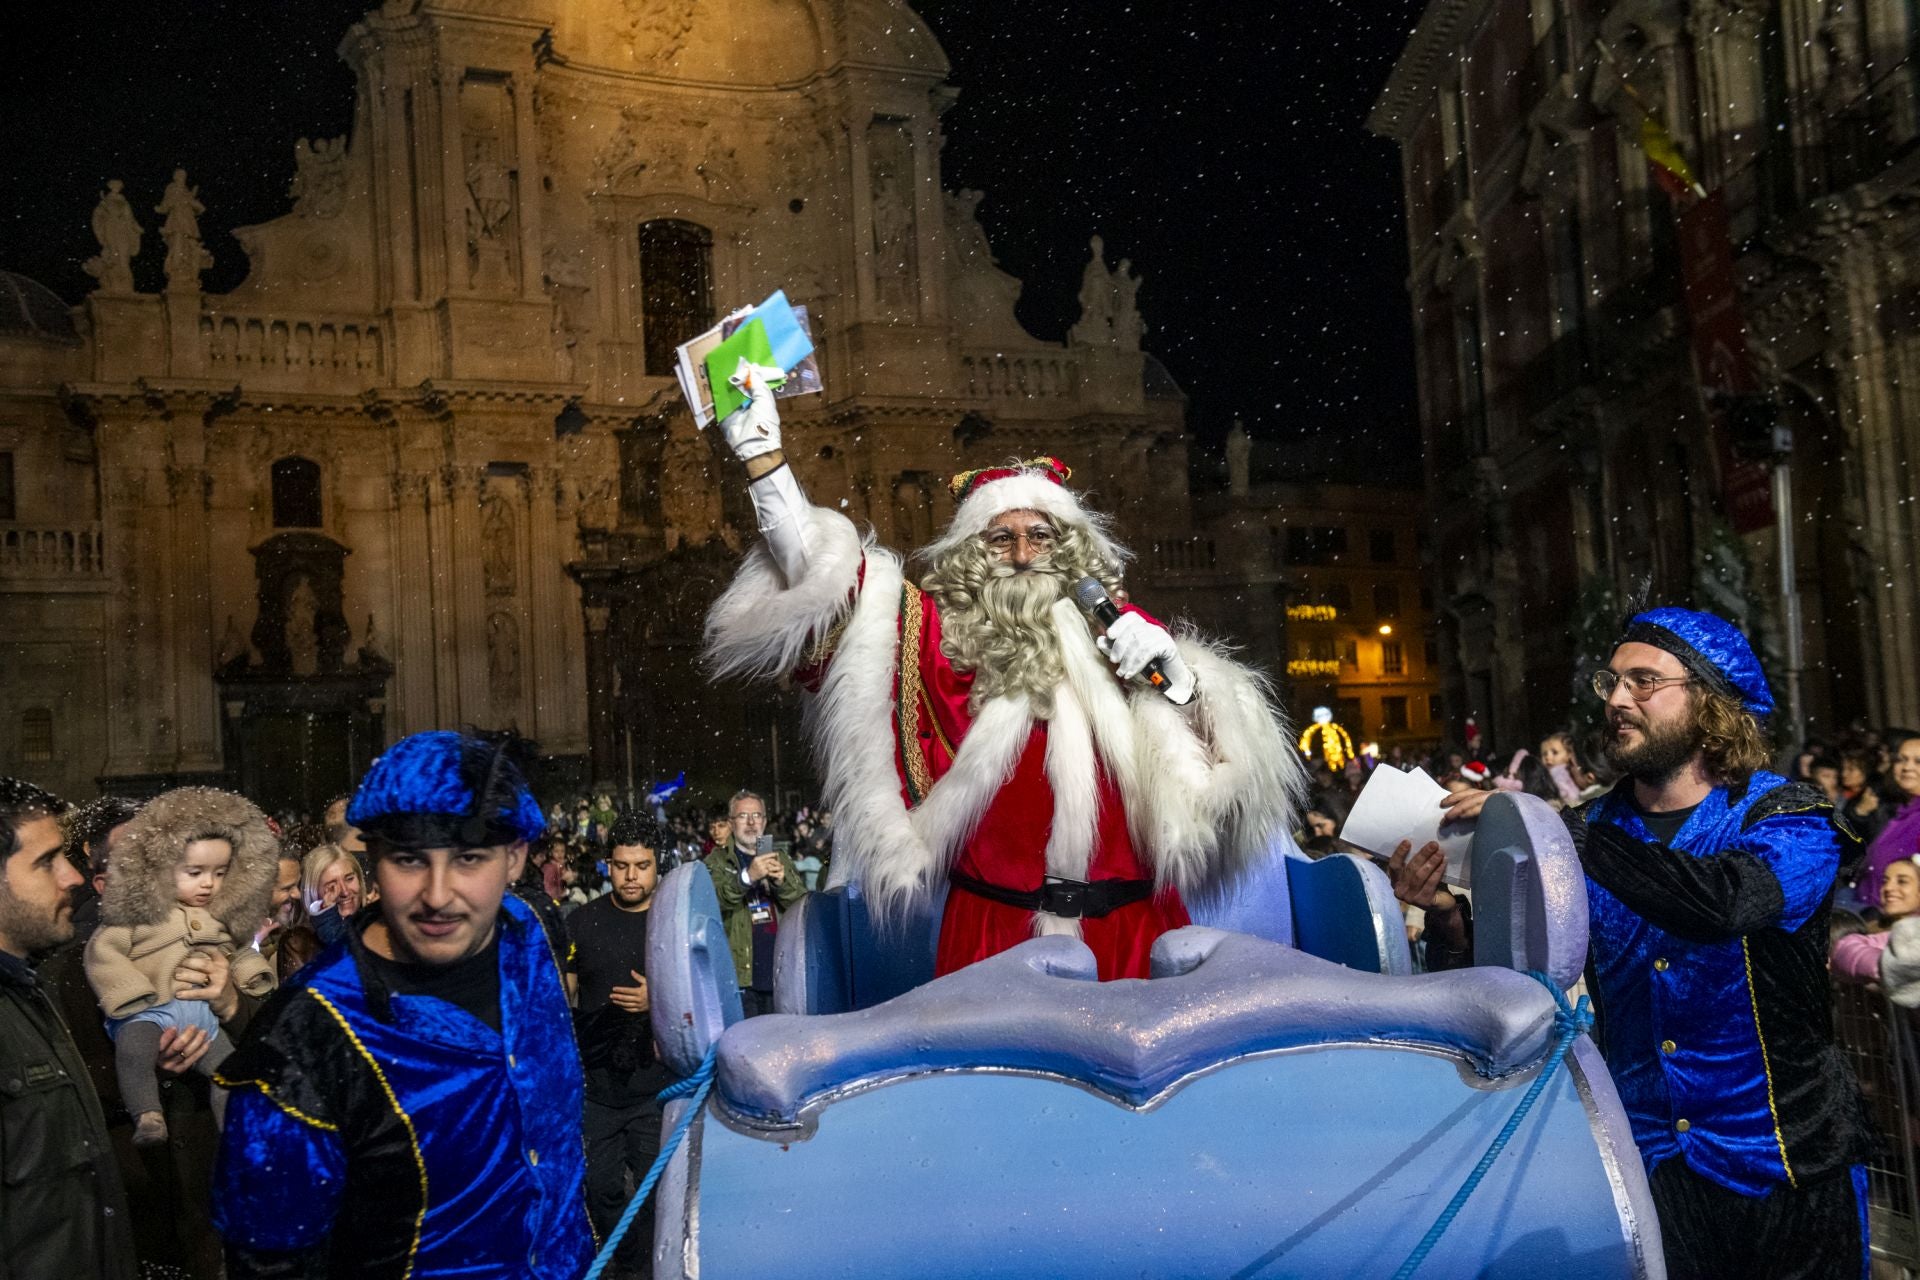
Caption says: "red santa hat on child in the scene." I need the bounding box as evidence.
[921,456,1131,568]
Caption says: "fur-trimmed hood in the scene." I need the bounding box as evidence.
[100,786,280,939]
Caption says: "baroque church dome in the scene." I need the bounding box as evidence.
[563,0,825,86]
[556,0,948,86]
[0,271,79,345]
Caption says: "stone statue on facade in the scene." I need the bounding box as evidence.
[1226,419,1252,498]
[156,169,213,292]
[1113,257,1145,350]
[286,575,320,677]
[1069,235,1115,346]
[289,136,349,219]
[84,179,142,295]
[465,157,515,289]
[869,131,918,309]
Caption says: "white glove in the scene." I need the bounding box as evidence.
[1096,612,1197,704]
[718,360,786,461]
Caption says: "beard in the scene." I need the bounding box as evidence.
[1604,703,1701,785]
[924,539,1099,718]
[0,884,73,956]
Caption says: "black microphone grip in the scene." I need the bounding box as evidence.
[1074,579,1171,691]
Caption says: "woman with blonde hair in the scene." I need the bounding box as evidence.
[301,842,364,946]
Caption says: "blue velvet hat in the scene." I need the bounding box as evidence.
[1621,607,1774,718]
[348,731,547,849]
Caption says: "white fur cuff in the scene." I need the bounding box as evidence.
[704,507,866,682]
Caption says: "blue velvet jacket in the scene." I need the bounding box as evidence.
[1576,772,1872,1196]
[211,894,593,1278]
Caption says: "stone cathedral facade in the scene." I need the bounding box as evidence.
[0,0,1258,811]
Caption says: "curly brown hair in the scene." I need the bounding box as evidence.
[1690,685,1775,786]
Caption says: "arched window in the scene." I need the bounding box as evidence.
[639,220,714,377]
[20,707,52,762]
[271,457,323,528]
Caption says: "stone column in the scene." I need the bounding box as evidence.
[581,603,618,786]
[425,462,461,726]
[165,440,221,775]
[388,469,439,733]
[95,410,168,778]
[556,475,592,752]
[911,118,948,325]
[512,73,544,303]
[440,71,469,297]
[524,465,573,747]
[1832,238,1920,724]
[445,462,491,724]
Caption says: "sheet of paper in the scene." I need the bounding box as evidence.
[1339,765,1477,888]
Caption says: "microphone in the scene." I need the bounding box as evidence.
[1071,577,1173,694]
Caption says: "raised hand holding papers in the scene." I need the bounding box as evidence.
[673,289,821,427]
[1339,765,1476,888]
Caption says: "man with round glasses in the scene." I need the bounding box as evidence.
[701,365,1303,979]
[1424,607,1871,1278]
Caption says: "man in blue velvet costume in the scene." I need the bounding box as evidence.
[1421,607,1873,1279]
[211,732,593,1278]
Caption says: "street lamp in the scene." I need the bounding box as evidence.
[1378,623,1393,636]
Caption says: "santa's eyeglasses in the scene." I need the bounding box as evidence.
[981,526,1057,556]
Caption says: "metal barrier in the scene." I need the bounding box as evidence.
[1832,977,1920,1272]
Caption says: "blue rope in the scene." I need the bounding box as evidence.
[1389,971,1593,1280]
[582,1045,719,1280]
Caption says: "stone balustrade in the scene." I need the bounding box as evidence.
[1148,536,1218,574]
[960,350,1079,402]
[200,311,385,381]
[0,522,105,579]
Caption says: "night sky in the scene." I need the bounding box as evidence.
[0,0,1425,478]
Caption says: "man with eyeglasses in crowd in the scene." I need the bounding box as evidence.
[1402,607,1871,1278]
[703,789,803,1017]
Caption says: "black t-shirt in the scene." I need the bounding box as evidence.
[1631,797,1701,846]
[361,928,503,1032]
[568,895,672,1105]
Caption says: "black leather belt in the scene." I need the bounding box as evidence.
[949,872,1155,919]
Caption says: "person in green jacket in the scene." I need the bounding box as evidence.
[702,790,805,1016]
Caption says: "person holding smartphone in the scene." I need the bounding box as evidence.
[702,789,805,1017]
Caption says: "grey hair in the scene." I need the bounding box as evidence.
[921,520,1123,717]
[727,789,767,816]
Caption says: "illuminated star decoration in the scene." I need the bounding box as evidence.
[1298,705,1356,771]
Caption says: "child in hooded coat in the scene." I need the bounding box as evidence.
[83,787,278,1145]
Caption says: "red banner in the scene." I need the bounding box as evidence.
[1674,189,1773,533]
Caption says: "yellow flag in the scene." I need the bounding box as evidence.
[1639,115,1704,198]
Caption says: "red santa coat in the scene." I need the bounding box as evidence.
[707,508,1301,984]
[879,580,1189,980]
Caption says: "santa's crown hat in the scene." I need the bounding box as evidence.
[919,456,1131,569]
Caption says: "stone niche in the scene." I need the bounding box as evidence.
[247,531,352,676]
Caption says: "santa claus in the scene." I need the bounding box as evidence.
[703,366,1304,980]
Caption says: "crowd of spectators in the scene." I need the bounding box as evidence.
[7,710,1918,1277]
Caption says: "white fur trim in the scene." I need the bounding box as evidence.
[1041,678,1097,885]
[919,469,1131,572]
[800,563,1302,928]
[704,506,865,682]
[1127,637,1308,906]
[805,551,1036,922]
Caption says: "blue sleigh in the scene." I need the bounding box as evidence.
[645,794,1664,1279]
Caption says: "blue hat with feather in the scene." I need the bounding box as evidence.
[1620,607,1774,718]
[348,731,547,850]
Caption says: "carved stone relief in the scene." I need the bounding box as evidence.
[868,121,919,311]
[289,137,349,219]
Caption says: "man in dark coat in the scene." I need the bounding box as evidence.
[0,777,139,1279]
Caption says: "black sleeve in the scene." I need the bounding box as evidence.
[1561,808,1786,943]
[1421,896,1475,973]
